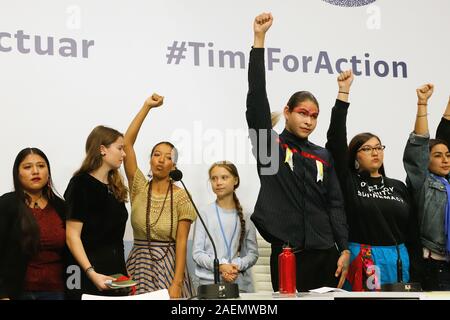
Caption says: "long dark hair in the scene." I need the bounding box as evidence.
[209,161,245,254]
[348,132,386,176]
[74,125,128,202]
[13,147,59,257]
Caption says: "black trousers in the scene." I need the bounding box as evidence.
[270,244,340,292]
[421,258,450,291]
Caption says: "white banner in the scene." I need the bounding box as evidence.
[1,0,449,240]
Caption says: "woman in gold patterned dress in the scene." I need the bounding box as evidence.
[123,93,196,298]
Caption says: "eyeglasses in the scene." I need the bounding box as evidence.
[358,145,386,153]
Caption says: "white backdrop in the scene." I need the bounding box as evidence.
[1,0,449,240]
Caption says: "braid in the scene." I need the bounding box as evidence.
[232,192,245,255]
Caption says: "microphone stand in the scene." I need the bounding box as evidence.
[396,245,403,283]
[177,177,240,299]
[380,242,422,292]
[359,171,421,292]
[375,199,420,292]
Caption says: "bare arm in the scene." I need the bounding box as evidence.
[414,84,434,135]
[124,93,164,186]
[66,220,114,291]
[253,12,272,48]
[168,219,191,299]
[403,85,433,194]
[336,70,353,103]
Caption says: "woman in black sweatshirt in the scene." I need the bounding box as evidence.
[326,71,419,291]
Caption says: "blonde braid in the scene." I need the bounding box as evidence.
[232,192,246,255]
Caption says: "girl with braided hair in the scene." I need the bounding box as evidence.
[192,161,259,292]
[123,93,196,299]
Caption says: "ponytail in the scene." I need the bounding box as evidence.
[271,111,282,128]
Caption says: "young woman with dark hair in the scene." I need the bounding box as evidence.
[404,87,450,290]
[326,71,419,291]
[65,125,129,299]
[192,161,259,292]
[0,148,66,300]
[123,93,196,299]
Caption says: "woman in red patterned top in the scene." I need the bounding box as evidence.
[0,148,66,300]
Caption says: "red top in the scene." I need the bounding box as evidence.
[24,204,65,292]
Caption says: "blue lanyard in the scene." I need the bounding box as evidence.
[214,202,238,263]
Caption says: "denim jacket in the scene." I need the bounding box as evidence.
[403,132,447,255]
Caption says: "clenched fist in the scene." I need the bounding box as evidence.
[254,13,273,35]
[337,70,354,92]
[416,84,434,104]
[144,93,164,109]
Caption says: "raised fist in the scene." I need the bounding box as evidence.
[337,70,354,91]
[145,93,164,109]
[416,84,434,103]
[254,13,273,34]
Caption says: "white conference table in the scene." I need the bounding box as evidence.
[239,291,450,300]
[82,290,450,300]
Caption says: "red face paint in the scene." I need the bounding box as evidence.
[291,106,319,119]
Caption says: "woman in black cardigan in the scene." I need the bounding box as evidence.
[0,148,66,300]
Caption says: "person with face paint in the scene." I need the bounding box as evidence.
[247,13,349,292]
[404,87,450,290]
[192,161,259,292]
[65,126,129,299]
[123,93,196,299]
[0,148,66,300]
[326,72,419,291]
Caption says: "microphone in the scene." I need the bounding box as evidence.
[169,169,183,182]
[170,169,239,299]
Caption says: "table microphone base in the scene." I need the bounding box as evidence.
[380,282,422,292]
[197,283,240,299]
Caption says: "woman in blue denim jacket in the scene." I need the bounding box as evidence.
[403,84,450,290]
